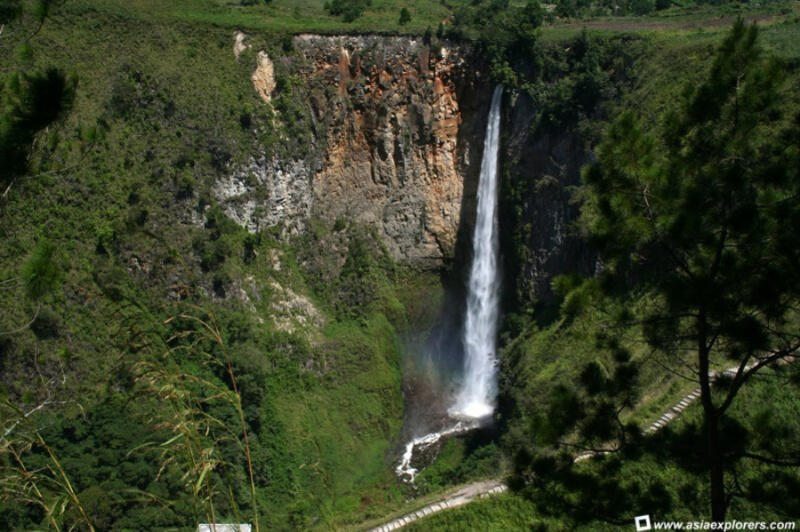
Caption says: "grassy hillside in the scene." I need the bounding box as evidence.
[2,0,799,530]
[0,3,439,529]
[32,0,800,38]
[54,0,456,34]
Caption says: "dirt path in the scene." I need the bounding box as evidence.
[366,480,508,532]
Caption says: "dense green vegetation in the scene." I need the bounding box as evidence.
[324,0,373,22]
[577,19,800,520]
[0,2,430,529]
[412,366,800,529]
[1,0,799,530]
[497,14,800,532]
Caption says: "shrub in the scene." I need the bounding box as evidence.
[630,0,655,15]
[324,0,372,22]
[30,306,59,339]
[399,7,411,25]
[21,238,60,300]
[0,0,22,24]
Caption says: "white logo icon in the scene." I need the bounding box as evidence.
[634,515,652,531]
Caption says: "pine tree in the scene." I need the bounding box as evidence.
[579,20,800,520]
[1,1,75,194]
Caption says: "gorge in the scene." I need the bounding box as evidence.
[2,3,799,530]
[0,17,630,529]
[0,17,651,528]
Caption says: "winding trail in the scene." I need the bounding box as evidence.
[366,481,508,532]
[364,362,792,531]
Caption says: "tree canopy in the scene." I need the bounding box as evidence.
[577,19,800,520]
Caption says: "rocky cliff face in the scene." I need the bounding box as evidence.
[300,35,472,266]
[500,92,597,306]
[215,32,596,301]
[216,34,491,269]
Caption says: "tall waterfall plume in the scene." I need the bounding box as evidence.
[451,85,503,420]
[395,86,504,483]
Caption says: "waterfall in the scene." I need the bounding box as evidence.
[451,85,503,420]
[395,86,504,482]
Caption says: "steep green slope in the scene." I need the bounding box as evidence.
[0,4,439,529]
[483,16,800,531]
[2,0,800,530]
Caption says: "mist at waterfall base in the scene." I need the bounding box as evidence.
[397,86,503,482]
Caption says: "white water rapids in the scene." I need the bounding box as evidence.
[395,419,481,482]
[397,86,504,482]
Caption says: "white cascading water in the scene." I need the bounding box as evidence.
[395,419,480,482]
[450,85,503,420]
[396,86,504,482]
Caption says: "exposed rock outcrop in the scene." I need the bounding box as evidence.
[213,157,311,236]
[268,280,324,333]
[220,33,594,292]
[295,35,482,267]
[252,51,276,103]
[218,34,490,269]
[233,31,249,59]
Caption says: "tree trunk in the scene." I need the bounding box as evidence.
[706,413,727,521]
[698,314,727,521]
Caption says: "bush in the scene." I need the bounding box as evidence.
[30,306,60,339]
[21,239,60,300]
[324,0,372,22]
[0,0,22,24]
[399,7,411,25]
[243,234,259,264]
[555,0,579,18]
[630,0,655,15]
[1,68,75,184]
